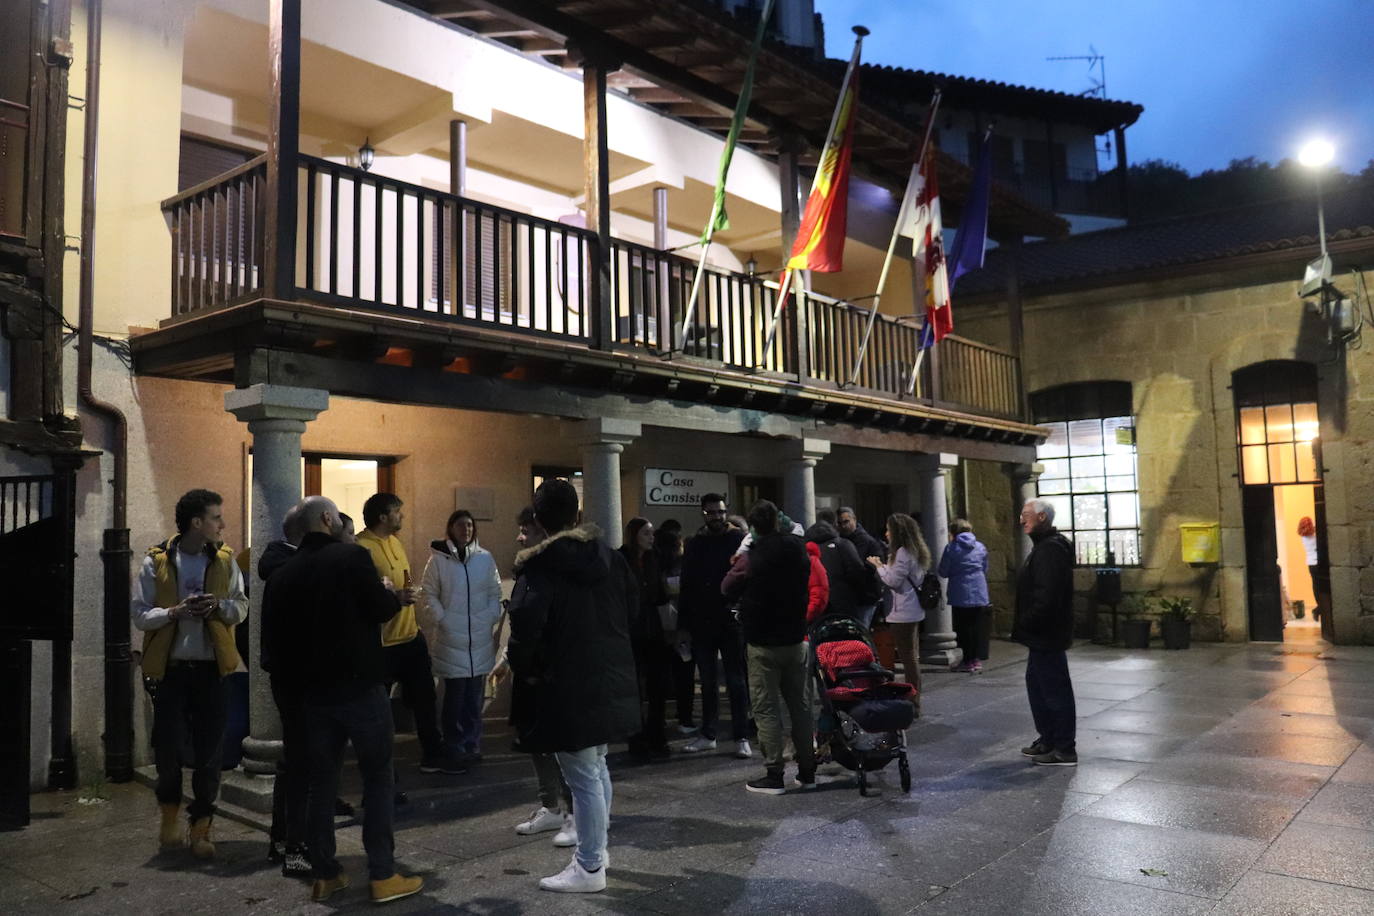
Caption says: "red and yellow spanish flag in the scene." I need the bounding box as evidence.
[785,53,861,273]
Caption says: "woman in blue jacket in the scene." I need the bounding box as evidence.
[938,519,991,673]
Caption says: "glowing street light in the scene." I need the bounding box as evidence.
[1298,138,1335,169]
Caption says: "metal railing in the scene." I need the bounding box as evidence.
[162,156,1026,421]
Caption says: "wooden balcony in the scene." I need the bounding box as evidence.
[140,156,1036,445]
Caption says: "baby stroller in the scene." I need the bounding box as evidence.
[811,615,915,795]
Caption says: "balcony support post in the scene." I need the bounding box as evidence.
[776,137,810,381]
[450,119,467,196]
[566,418,641,549]
[264,0,301,300]
[571,46,620,350]
[223,384,328,810]
[917,452,960,666]
[782,437,830,528]
[1114,126,1129,220]
[1004,235,1027,419]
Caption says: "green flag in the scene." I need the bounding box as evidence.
[702,0,775,242]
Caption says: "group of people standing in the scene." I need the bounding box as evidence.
[133,481,1079,904]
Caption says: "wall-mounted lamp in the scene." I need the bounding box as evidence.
[746,255,758,277]
[359,137,375,172]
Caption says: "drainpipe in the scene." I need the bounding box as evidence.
[75,0,133,783]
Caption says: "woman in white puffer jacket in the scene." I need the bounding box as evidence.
[420,509,503,762]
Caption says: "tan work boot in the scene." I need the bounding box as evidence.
[188,816,216,860]
[311,873,350,902]
[370,873,424,904]
[158,803,183,850]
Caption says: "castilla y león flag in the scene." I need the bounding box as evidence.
[785,62,861,273]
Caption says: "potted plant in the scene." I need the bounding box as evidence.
[1119,594,1152,649]
[1157,597,1194,650]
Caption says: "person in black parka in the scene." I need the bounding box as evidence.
[507,479,638,893]
[1013,498,1078,768]
[804,520,882,624]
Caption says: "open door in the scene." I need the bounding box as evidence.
[1313,484,1335,642]
[1242,487,1284,641]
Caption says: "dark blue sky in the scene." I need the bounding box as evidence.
[814,0,1372,175]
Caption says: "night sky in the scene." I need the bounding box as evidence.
[814,0,1373,176]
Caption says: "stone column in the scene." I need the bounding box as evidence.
[1009,462,1044,571]
[224,384,328,805]
[567,418,641,549]
[917,452,960,665]
[782,438,831,528]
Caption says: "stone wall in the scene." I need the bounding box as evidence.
[958,256,1374,645]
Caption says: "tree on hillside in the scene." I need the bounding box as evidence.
[1123,156,1365,223]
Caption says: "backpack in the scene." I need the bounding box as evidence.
[917,572,943,611]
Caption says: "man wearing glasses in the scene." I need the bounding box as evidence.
[679,494,752,758]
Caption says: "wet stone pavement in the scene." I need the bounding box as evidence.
[6,637,1374,915]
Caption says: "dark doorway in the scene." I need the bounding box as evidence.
[735,476,781,515]
[854,482,898,533]
[1233,360,1329,643]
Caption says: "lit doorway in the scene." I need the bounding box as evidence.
[307,456,396,527]
[1234,361,1331,642]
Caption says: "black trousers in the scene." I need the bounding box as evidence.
[952,606,992,661]
[672,652,697,725]
[270,676,309,848]
[632,638,673,750]
[306,684,396,881]
[693,616,750,742]
[1025,648,1076,752]
[152,661,228,820]
[382,632,442,759]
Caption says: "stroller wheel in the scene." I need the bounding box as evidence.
[856,767,869,797]
[898,754,912,793]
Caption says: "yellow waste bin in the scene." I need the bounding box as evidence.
[1180,523,1220,564]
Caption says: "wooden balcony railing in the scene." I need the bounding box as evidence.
[161,156,1026,422]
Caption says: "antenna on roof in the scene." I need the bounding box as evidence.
[1047,45,1106,99]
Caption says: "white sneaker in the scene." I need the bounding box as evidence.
[683,736,717,753]
[677,723,699,735]
[538,857,606,893]
[515,806,563,835]
[552,814,578,847]
[735,739,753,759]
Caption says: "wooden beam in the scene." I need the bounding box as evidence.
[572,48,616,350]
[264,0,301,300]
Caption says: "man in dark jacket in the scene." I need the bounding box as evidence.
[679,493,751,758]
[724,499,815,795]
[837,507,886,627]
[264,496,423,906]
[1012,498,1078,767]
[507,479,639,894]
[804,520,882,622]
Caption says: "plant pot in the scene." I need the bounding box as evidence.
[1160,618,1192,650]
[1121,618,1152,649]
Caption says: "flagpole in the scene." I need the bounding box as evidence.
[760,24,867,369]
[675,0,775,356]
[845,89,941,387]
[907,345,927,395]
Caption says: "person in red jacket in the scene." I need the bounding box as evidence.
[804,541,830,626]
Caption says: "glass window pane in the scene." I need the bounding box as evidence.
[1293,402,1319,443]
[1105,453,1136,476]
[1102,416,1136,452]
[1106,474,1136,492]
[1068,419,1103,456]
[1073,494,1107,530]
[1264,404,1293,443]
[1074,530,1107,565]
[1039,477,1073,495]
[1039,458,1070,481]
[1108,492,1139,528]
[1109,529,1141,565]
[1043,494,1072,530]
[1238,406,1267,445]
[1241,445,1269,485]
[1268,442,1296,483]
[1296,441,1320,481]
[1070,455,1105,481]
[1037,422,1069,459]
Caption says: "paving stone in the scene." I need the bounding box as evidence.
[1081,779,1302,840]
[1037,813,1267,899]
[1072,729,1191,763]
[1211,870,1374,916]
[1294,781,1374,830]
[1217,707,1374,741]
[1182,729,1360,767]
[1072,681,1156,701]
[1078,708,1229,737]
[1114,691,1258,715]
[1332,744,1374,786]
[1135,753,1333,799]
[1257,821,1374,890]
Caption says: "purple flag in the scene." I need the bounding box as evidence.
[949,132,993,284]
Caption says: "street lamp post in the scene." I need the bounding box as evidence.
[1298,138,1335,260]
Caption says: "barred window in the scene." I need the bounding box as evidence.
[1031,382,1141,566]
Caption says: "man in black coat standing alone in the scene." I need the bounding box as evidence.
[508,479,639,894]
[1013,498,1078,767]
[264,496,424,906]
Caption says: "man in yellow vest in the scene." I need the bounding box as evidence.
[132,488,247,859]
[356,493,459,774]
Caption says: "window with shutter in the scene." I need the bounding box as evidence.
[0,0,35,240]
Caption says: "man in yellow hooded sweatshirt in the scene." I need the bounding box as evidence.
[356,493,457,774]
[132,488,247,859]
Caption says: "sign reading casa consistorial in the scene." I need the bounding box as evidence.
[644,468,730,507]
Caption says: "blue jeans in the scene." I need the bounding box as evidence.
[1025,649,1076,752]
[554,744,611,871]
[856,604,877,630]
[306,684,396,881]
[441,675,485,755]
